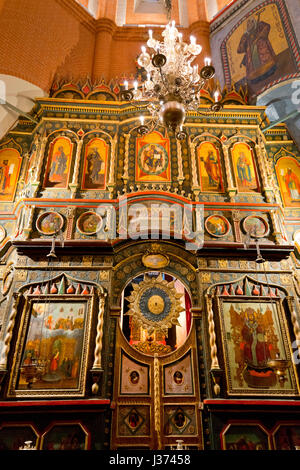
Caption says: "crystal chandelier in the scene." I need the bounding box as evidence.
[121,21,223,140]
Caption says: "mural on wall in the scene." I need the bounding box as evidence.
[197,142,224,192]
[136,131,170,183]
[220,423,270,450]
[218,297,298,395]
[81,137,108,190]
[0,148,22,202]
[222,1,299,98]
[231,143,259,192]
[43,137,72,188]
[276,156,300,207]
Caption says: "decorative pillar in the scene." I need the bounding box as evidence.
[108,134,117,198]
[189,138,200,198]
[232,209,242,243]
[287,296,300,364]
[122,133,130,187]
[270,209,287,245]
[176,139,185,187]
[154,353,162,450]
[255,139,272,202]
[206,293,222,396]
[31,133,48,197]
[69,139,83,198]
[91,293,107,395]
[93,18,116,81]
[22,204,36,240]
[0,293,22,374]
[222,143,237,199]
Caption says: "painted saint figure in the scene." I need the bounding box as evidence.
[237,152,252,186]
[87,147,103,184]
[284,168,300,201]
[0,160,12,191]
[49,146,67,181]
[237,14,277,84]
[143,144,164,173]
[201,150,220,187]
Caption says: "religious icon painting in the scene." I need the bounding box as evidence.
[222,2,298,98]
[81,137,108,190]
[217,297,299,395]
[197,142,224,192]
[163,352,194,395]
[242,215,269,238]
[76,211,103,235]
[271,422,300,450]
[220,423,271,450]
[231,142,259,192]
[164,405,197,436]
[276,156,300,207]
[136,131,170,183]
[205,215,230,238]
[118,406,150,437]
[40,422,90,450]
[8,290,94,398]
[36,211,64,235]
[120,352,149,395]
[43,136,73,188]
[0,148,22,202]
[0,423,39,450]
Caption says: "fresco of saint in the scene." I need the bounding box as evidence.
[237,13,276,84]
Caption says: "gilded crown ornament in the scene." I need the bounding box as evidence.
[126,273,184,336]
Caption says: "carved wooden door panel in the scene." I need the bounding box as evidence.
[111,323,203,450]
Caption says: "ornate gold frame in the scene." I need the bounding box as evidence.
[217,296,300,396]
[7,292,95,398]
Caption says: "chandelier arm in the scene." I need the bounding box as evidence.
[158,67,171,94]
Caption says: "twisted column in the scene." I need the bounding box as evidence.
[0,294,21,370]
[92,294,107,370]
[206,294,219,370]
[154,354,162,450]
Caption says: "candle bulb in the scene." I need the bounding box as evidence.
[178,32,182,42]
[141,46,146,54]
[190,36,196,45]
[140,116,145,126]
[205,57,211,66]
[172,20,175,28]
[148,29,152,39]
[124,81,128,90]
[214,91,219,102]
[134,81,138,90]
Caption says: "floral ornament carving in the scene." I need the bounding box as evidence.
[126,273,184,336]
